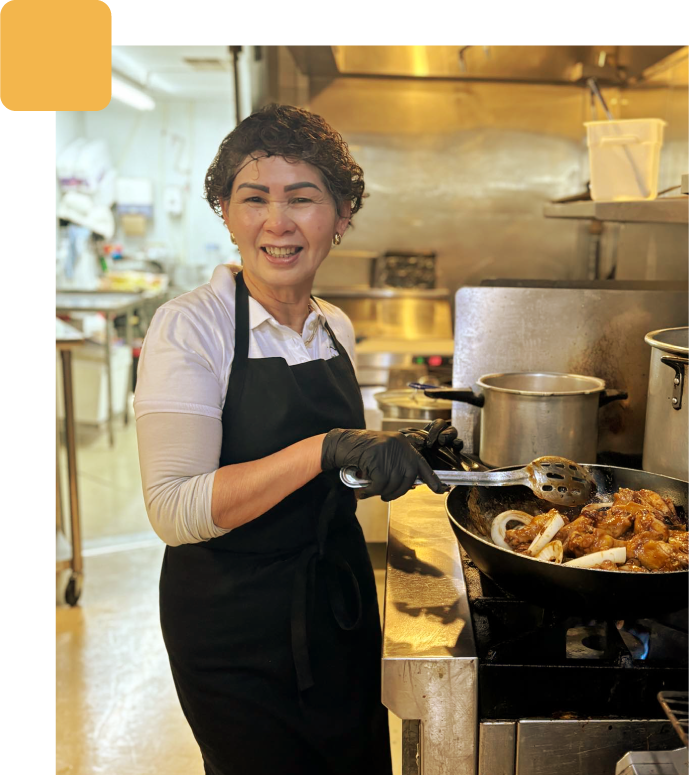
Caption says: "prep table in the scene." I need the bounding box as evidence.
[55,290,164,446]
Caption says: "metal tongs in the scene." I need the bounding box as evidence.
[340,456,594,508]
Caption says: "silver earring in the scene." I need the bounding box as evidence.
[332,233,342,246]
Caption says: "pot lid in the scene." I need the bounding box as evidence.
[374,388,454,411]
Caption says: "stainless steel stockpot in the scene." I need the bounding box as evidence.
[374,388,452,421]
[642,327,688,481]
[418,372,627,468]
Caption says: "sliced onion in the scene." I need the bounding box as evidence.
[536,540,563,564]
[526,513,565,557]
[563,547,627,568]
[586,502,614,511]
[491,511,533,550]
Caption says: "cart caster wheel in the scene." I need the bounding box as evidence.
[65,575,82,607]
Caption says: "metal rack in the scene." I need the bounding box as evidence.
[658,691,689,747]
[543,197,688,224]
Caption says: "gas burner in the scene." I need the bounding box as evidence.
[460,550,689,720]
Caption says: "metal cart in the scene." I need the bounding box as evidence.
[56,319,85,606]
[55,290,164,446]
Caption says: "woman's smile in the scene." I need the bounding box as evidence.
[261,245,303,264]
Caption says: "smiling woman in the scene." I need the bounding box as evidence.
[205,105,364,312]
[133,104,448,775]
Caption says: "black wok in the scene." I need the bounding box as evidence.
[445,464,688,618]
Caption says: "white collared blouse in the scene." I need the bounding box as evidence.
[134,264,357,546]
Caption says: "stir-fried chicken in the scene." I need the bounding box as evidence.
[618,559,649,573]
[556,515,594,543]
[626,531,688,572]
[495,487,686,572]
[566,527,619,558]
[668,531,689,556]
[597,507,635,538]
[505,510,568,552]
[614,488,682,528]
[633,511,669,541]
[589,559,619,571]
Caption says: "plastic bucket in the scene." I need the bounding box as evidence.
[585,118,667,201]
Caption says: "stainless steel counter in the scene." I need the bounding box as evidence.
[383,486,477,775]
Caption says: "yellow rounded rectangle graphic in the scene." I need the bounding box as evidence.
[1,0,111,111]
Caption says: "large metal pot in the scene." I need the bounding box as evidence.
[374,388,452,420]
[419,373,627,468]
[643,327,688,480]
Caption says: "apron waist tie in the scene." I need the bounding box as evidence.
[290,543,363,692]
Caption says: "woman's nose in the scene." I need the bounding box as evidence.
[264,202,295,234]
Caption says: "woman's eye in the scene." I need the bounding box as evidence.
[243,196,265,204]
[291,197,312,205]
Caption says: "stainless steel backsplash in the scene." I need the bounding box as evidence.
[260,46,687,293]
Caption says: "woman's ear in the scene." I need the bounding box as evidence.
[220,199,231,228]
[336,202,352,237]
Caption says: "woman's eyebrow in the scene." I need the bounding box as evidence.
[284,182,322,192]
[236,183,269,192]
[235,181,322,194]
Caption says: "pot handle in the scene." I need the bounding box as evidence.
[408,383,485,408]
[599,389,628,407]
[660,355,687,411]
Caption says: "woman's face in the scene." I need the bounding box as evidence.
[222,154,350,290]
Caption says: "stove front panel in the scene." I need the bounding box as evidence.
[478,719,680,775]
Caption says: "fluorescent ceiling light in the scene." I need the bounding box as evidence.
[111,75,155,111]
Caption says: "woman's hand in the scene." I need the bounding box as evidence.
[398,419,463,452]
[321,429,449,502]
[398,420,468,472]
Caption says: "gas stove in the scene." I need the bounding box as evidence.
[382,488,688,775]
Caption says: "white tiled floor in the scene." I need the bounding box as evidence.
[57,416,402,774]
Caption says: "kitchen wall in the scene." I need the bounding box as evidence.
[57,100,238,275]
[55,44,269,279]
[266,46,688,293]
[307,76,592,294]
[56,111,87,245]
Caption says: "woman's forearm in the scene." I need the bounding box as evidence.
[211,433,327,529]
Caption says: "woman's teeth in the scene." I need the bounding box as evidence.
[263,247,300,257]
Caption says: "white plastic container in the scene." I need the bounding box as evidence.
[56,343,131,425]
[585,118,667,201]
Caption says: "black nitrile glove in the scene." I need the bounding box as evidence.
[399,420,466,472]
[399,419,464,451]
[321,429,449,502]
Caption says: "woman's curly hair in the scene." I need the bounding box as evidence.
[204,104,365,221]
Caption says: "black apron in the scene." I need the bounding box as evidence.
[159,271,392,775]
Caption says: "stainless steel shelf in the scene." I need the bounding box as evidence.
[313,286,450,299]
[543,197,688,224]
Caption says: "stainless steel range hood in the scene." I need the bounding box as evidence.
[287,45,684,86]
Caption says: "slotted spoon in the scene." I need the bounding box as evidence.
[340,456,594,507]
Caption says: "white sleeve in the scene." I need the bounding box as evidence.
[133,305,228,421]
[136,412,231,546]
[133,300,232,545]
